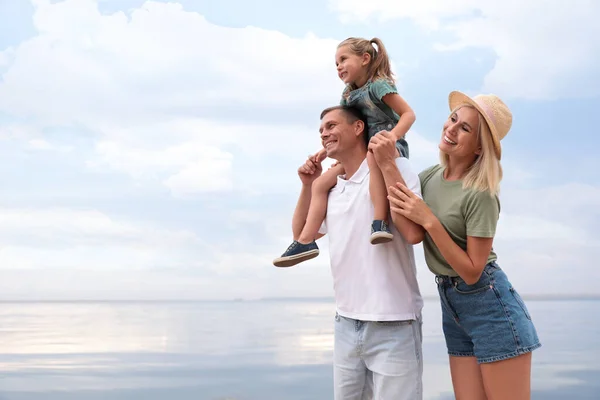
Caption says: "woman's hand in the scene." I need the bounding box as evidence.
[388,182,437,230]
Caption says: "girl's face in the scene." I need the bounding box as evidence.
[335,45,369,86]
[440,106,481,158]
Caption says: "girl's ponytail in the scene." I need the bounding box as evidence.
[368,38,393,83]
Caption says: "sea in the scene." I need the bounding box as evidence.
[0,298,598,399]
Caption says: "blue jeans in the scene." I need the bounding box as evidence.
[436,262,541,363]
[333,313,423,399]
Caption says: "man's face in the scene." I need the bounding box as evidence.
[319,110,359,159]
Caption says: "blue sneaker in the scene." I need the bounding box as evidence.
[273,240,319,268]
[370,220,393,244]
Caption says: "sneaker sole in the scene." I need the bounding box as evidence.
[370,233,393,245]
[273,250,320,268]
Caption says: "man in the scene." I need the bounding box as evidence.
[289,105,425,399]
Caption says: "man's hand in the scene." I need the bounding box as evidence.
[298,156,323,186]
[368,130,398,167]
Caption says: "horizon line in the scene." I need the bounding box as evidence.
[0,294,599,303]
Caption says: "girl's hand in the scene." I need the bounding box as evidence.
[298,156,322,186]
[368,130,398,166]
[312,148,328,163]
[388,183,437,230]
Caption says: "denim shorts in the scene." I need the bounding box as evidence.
[369,124,409,159]
[435,262,541,363]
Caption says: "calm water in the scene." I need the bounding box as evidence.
[0,299,598,399]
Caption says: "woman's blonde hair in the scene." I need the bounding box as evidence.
[338,37,394,93]
[440,105,503,196]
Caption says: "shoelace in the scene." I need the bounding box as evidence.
[284,241,299,254]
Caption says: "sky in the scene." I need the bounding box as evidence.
[0,0,598,300]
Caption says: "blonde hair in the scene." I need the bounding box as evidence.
[338,37,394,93]
[440,105,503,196]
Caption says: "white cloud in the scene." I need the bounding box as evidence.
[329,0,600,100]
[0,123,39,140]
[496,214,586,243]
[163,157,233,196]
[82,117,325,195]
[0,0,597,299]
[27,138,73,152]
[0,207,205,269]
[0,46,14,68]
[330,0,479,28]
[89,139,234,195]
[0,0,346,195]
[483,181,600,295]
[0,0,343,125]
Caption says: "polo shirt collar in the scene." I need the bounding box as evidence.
[338,158,369,185]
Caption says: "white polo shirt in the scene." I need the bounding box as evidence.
[319,157,423,321]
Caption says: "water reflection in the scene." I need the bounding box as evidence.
[0,300,597,399]
[0,303,173,354]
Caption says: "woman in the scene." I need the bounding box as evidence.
[387,91,541,399]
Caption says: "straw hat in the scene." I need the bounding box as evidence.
[448,91,512,160]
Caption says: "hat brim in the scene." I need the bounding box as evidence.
[448,91,502,159]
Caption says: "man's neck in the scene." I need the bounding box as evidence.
[337,147,367,180]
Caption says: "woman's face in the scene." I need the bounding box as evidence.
[439,106,481,158]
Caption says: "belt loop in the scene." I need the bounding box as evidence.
[486,261,498,273]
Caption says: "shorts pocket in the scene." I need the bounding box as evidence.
[453,270,493,295]
[509,287,532,320]
[453,279,492,295]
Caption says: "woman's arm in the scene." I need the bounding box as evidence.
[424,218,494,284]
[388,183,494,284]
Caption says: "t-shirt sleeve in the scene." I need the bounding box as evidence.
[370,79,398,101]
[395,158,422,199]
[418,164,442,193]
[464,191,500,238]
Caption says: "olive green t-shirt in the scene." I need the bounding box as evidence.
[419,164,500,277]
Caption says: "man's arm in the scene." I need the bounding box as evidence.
[369,132,425,244]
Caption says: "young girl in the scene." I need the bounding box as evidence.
[273,37,416,268]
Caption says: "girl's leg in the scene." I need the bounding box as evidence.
[273,163,344,268]
[367,151,393,244]
[297,164,344,243]
[481,353,532,400]
[449,356,488,400]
